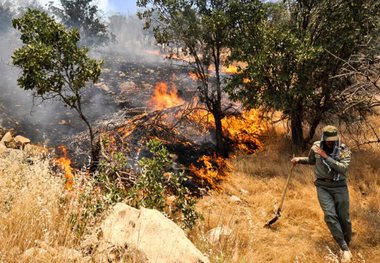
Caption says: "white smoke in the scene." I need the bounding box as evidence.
[0,0,168,145]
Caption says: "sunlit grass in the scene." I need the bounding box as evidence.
[189,127,380,263]
[0,120,379,262]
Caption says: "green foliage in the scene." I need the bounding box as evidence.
[228,0,380,147]
[128,139,201,229]
[12,9,102,102]
[69,139,201,233]
[137,0,265,155]
[49,0,113,46]
[12,9,103,161]
[67,151,129,236]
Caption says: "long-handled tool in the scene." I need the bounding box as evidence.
[264,165,295,228]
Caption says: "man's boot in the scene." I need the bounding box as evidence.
[341,250,352,263]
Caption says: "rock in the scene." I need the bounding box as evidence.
[58,247,83,261]
[240,188,249,195]
[119,81,137,94]
[206,226,233,243]
[14,135,31,144]
[96,203,209,263]
[229,195,242,203]
[94,82,110,92]
[22,241,83,262]
[102,68,111,74]
[92,242,149,263]
[0,143,7,154]
[1,131,12,143]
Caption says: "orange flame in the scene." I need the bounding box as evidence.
[188,71,200,81]
[144,49,161,56]
[221,109,265,153]
[55,145,74,190]
[148,82,184,110]
[190,155,232,190]
[208,63,246,75]
[189,109,265,153]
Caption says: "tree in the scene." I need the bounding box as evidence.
[137,0,264,156]
[12,9,103,165]
[228,0,380,150]
[49,0,113,46]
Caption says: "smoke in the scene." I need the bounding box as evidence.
[0,0,186,148]
[0,27,80,144]
[95,14,164,64]
[0,2,112,145]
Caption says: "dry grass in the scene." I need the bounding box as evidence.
[0,119,378,262]
[189,128,380,263]
[0,149,82,262]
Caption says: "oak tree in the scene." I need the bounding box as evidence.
[49,0,113,46]
[12,9,103,164]
[137,0,264,156]
[228,0,380,149]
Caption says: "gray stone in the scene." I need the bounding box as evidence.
[1,131,12,143]
[97,203,209,263]
[206,226,233,243]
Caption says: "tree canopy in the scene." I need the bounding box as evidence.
[137,0,264,156]
[227,0,380,149]
[12,9,103,163]
[49,0,114,46]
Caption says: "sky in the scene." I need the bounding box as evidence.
[39,0,138,16]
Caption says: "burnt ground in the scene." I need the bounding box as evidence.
[0,50,197,148]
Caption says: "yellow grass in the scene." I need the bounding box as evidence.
[189,128,380,263]
[0,119,379,262]
[0,150,80,262]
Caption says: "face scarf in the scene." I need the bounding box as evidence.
[320,135,341,181]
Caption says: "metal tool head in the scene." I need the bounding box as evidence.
[264,209,281,228]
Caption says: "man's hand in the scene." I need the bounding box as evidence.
[291,157,300,165]
[314,146,328,159]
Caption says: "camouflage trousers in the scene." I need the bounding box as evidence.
[316,182,352,250]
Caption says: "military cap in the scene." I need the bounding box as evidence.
[322,125,339,141]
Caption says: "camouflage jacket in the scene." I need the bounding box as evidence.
[298,141,351,183]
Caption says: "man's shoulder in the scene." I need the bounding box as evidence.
[340,143,351,158]
[339,142,350,151]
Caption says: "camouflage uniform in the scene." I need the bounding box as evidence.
[298,126,352,251]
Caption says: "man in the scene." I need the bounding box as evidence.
[291,125,352,262]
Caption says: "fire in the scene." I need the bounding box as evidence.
[188,71,200,81]
[188,108,264,189]
[207,63,247,75]
[144,49,161,56]
[148,82,184,110]
[190,155,232,190]
[221,109,265,153]
[55,145,74,190]
[223,65,239,74]
[189,109,265,153]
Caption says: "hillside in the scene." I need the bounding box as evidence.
[0,125,379,262]
[189,131,380,262]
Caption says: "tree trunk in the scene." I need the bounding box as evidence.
[76,108,99,171]
[213,108,227,157]
[305,114,322,144]
[212,46,227,157]
[290,100,304,152]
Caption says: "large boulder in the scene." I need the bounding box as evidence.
[0,131,12,144]
[86,203,209,263]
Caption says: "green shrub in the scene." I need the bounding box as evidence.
[128,139,201,229]
[69,139,201,235]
